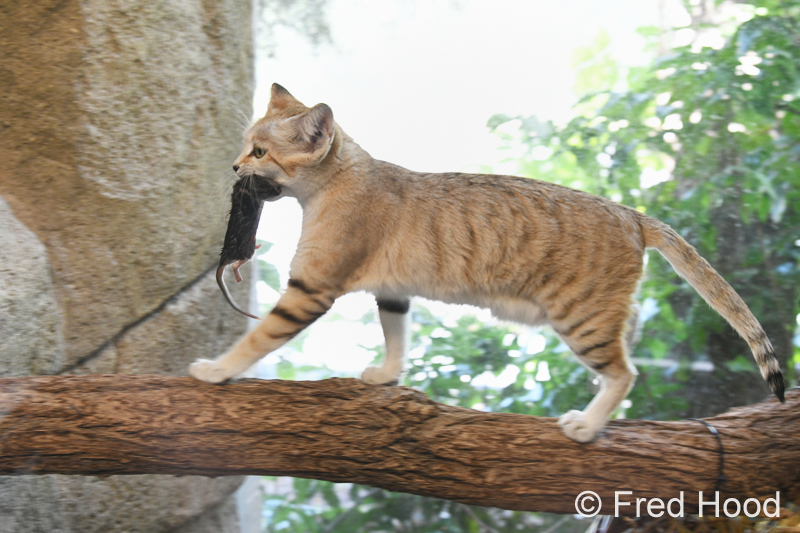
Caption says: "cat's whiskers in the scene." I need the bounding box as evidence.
[211,170,239,211]
[222,99,256,134]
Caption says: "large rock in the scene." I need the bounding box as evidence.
[0,0,258,531]
[113,265,252,377]
[0,0,253,367]
[0,476,243,533]
[0,197,64,377]
[172,494,244,533]
[0,260,252,532]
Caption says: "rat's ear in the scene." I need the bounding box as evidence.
[267,83,302,113]
[286,103,334,152]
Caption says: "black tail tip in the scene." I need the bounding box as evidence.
[767,371,785,403]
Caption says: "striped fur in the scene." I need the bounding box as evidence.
[640,218,784,401]
[189,84,784,443]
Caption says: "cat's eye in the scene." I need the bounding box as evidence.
[253,146,266,159]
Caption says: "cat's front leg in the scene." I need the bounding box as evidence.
[190,278,337,383]
[361,297,411,385]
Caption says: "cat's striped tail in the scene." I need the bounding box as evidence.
[640,216,785,402]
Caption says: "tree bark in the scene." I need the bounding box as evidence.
[0,375,796,516]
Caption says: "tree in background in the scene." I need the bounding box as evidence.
[258,1,800,531]
[488,0,800,420]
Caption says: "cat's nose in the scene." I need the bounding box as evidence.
[232,164,239,172]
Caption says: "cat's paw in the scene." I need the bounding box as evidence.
[188,359,233,384]
[360,365,399,386]
[558,410,601,443]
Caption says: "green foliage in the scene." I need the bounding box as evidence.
[409,307,593,417]
[261,306,594,532]
[256,240,282,292]
[572,30,619,95]
[263,479,585,533]
[488,4,800,417]
[261,3,800,531]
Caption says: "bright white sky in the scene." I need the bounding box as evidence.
[255,0,680,172]
[250,0,687,377]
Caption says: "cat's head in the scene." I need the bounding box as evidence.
[232,84,337,201]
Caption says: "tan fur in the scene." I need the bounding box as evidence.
[189,84,784,443]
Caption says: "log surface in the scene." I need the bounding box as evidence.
[0,375,797,515]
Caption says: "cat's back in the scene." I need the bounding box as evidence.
[362,160,646,294]
[369,160,634,226]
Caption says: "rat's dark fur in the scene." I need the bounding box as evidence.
[217,175,281,319]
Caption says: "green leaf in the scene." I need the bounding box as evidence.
[260,261,282,291]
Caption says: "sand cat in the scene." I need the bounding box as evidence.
[189,84,784,443]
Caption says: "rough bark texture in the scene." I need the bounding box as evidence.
[1,375,797,516]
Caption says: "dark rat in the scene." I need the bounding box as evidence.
[217,175,281,320]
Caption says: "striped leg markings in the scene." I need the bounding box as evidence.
[190,279,338,382]
[376,298,411,315]
[263,279,335,340]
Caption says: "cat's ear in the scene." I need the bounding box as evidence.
[267,83,302,113]
[287,103,335,153]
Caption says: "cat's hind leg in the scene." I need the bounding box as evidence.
[361,297,411,385]
[553,310,638,443]
[557,351,636,443]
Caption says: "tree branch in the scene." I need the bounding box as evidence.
[0,375,797,515]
